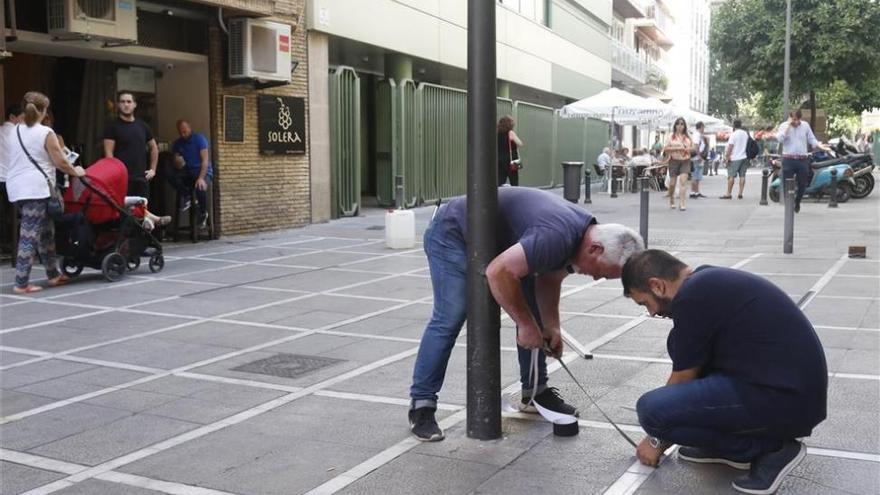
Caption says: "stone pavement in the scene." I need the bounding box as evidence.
[1,169,878,495]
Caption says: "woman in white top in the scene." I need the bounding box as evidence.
[6,91,84,294]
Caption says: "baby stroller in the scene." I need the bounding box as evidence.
[56,158,165,282]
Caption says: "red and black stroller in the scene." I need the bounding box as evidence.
[56,158,165,282]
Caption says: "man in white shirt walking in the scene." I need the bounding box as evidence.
[776,110,830,212]
[721,120,749,199]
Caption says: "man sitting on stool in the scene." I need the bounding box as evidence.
[621,250,827,494]
[168,119,213,229]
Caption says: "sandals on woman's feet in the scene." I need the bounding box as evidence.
[13,285,43,294]
[47,275,71,288]
[719,195,732,199]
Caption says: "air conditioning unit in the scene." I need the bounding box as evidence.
[228,18,292,83]
[47,0,138,42]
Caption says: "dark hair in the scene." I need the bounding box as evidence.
[621,250,687,296]
[733,119,742,129]
[695,121,704,130]
[6,103,22,120]
[673,117,689,136]
[22,92,50,127]
[117,91,136,103]
[176,118,190,128]
[789,109,802,119]
[497,115,515,134]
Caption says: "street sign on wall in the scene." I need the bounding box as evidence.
[258,95,305,155]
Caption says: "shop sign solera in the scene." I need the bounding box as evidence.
[258,95,306,154]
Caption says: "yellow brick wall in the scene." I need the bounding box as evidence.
[206,0,311,236]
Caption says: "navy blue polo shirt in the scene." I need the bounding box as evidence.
[443,187,594,274]
[668,266,828,436]
[172,132,214,179]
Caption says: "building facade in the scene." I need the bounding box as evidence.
[667,0,710,113]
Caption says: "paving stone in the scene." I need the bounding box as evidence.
[777,454,880,494]
[247,268,382,292]
[72,337,236,369]
[53,479,166,495]
[757,274,822,295]
[0,389,56,416]
[291,237,376,250]
[859,300,879,328]
[0,461,66,495]
[30,413,200,466]
[635,451,751,494]
[836,349,880,374]
[474,467,609,495]
[271,251,378,268]
[170,264,307,285]
[804,298,875,328]
[60,311,191,333]
[12,377,106,400]
[0,302,97,329]
[822,277,880,298]
[338,452,499,495]
[413,418,550,467]
[0,350,36,366]
[120,425,378,495]
[0,402,132,450]
[156,321,298,349]
[0,359,96,389]
[341,255,428,274]
[1,322,170,353]
[202,246,316,263]
[332,274,433,300]
[84,389,180,413]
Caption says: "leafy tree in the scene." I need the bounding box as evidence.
[710,0,880,124]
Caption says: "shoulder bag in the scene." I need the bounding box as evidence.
[16,126,65,220]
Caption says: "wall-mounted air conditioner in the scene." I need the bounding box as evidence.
[47,0,138,42]
[228,18,292,83]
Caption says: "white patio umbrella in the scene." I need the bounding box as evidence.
[561,88,674,146]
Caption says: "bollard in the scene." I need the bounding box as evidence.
[760,169,769,205]
[561,162,584,203]
[639,177,649,248]
[584,169,592,204]
[828,168,838,208]
[394,175,405,209]
[783,177,795,254]
[610,173,618,198]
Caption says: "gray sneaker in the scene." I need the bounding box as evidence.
[678,446,752,470]
[731,440,806,494]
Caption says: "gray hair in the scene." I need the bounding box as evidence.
[591,223,645,266]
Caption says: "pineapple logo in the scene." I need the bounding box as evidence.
[277,98,292,130]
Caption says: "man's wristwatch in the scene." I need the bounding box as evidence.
[649,436,663,449]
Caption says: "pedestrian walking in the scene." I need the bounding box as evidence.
[408,187,644,442]
[689,122,708,199]
[103,92,158,199]
[721,120,749,200]
[659,117,692,211]
[5,92,85,294]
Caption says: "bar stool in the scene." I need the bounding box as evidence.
[173,185,215,243]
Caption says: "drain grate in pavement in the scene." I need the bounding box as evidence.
[232,353,345,379]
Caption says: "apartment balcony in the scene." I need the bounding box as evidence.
[638,63,669,99]
[632,3,674,48]
[611,40,647,85]
[613,0,645,19]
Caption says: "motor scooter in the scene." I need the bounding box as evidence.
[767,154,855,203]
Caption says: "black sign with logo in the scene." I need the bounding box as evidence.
[258,95,306,155]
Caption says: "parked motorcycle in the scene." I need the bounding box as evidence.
[830,138,875,199]
[767,154,855,203]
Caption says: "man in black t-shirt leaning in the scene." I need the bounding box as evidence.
[621,250,827,495]
[103,92,158,198]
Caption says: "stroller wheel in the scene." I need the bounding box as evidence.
[127,256,141,272]
[101,253,126,282]
[61,257,84,278]
[149,254,165,273]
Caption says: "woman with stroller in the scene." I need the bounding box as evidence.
[5,92,84,294]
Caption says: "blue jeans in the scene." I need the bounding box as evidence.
[409,210,547,409]
[782,158,810,206]
[637,374,784,460]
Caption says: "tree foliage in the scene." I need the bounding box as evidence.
[710,0,880,123]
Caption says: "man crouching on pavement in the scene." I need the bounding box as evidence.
[621,250,827,494]
[408,187,644,442]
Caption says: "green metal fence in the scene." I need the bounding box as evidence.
[329,69,612,212]
[329,66,361,218]
[513,101,556,188]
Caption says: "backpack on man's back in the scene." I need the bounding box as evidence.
[746,134,760,160]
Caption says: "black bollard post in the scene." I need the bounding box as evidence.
[584,169,592,204]
[828,168,838,208]
[783,177,795,254]
[760,169,769,205]
[639,177,649,248]
[610,173,618,198]
[465,0,501,440]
